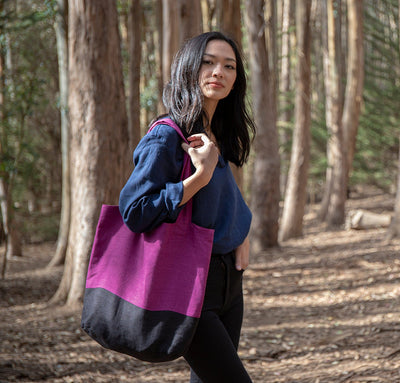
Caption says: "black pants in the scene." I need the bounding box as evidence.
[184,252,253,383]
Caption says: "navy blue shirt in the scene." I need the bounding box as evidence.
[119,123,252,254]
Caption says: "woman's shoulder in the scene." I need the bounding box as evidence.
[145,121,182,146]
[134,120,183,162]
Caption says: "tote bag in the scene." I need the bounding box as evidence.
[81,118,214,362]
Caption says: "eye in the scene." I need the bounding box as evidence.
[225,64,236,70]
[202,60,213,65]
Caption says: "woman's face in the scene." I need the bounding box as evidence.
[198,40,237,105]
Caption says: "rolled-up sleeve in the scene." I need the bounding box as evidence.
[119,124,185,233]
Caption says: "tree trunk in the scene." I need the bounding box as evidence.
[219,0,241,43]
[51,0,130,306]
[155,0,164,115]
[0,0,22,263]
[0,0,7,276]
[178,0,202,44]
[279,0,312,242]
[128,0,142,149]
[0,178,22,262]
[245,0,280,252]
[162,0,179,84]
[319,0,347,226]
[278,0,293,195]
[219,0,243,191]
[386,0,400,240]
[49,0,70,268]
[343,0,364,181]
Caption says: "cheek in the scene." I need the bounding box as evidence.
[230,74,237,88]
[198,72,207,87]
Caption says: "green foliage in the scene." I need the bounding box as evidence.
[354,0,400,190]
[0,0,59,242]
[0,0,399,245]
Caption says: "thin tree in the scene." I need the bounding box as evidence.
[162,0,179,84]
[48,0,70,267]
[0,0,7,276]
[0,0,22,262]
[245,0,280,251]
[219,0,243,190]
[219,0,242,42]
[51,0,130,305]
[162,0,202,86]
[155,0,164,115]
[179,0,202,44]
[319,0,347,225]
[128,0,141,149]
[386,0,400,240]
[278,0,293,194]
[279,0,312,242]
[343,0,364,182]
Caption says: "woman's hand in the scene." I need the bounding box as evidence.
[179,133,219,207]
[181,133,219,187]
[235,236,249,271]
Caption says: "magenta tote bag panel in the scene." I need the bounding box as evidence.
[81,118,214,362]
[85,201,213,318]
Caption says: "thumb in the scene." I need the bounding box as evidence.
[181,142,190,153]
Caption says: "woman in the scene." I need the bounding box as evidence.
[119,31,255,383]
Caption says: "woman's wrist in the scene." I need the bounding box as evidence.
[179,169,209,207]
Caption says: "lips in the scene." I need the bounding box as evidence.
[208,81,224,88]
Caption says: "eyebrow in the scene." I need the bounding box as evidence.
[203,53,237,63]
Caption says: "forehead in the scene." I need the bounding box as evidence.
[204,40,236,60]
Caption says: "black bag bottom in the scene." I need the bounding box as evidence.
[81,288,199,362]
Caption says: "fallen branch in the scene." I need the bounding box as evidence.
[345,209,392,230]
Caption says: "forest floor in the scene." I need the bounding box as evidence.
[1,188,400,383]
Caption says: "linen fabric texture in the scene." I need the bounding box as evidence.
[81,118,214,362]
[119,120,252,254]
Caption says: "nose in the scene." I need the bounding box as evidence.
[212,63,223,78]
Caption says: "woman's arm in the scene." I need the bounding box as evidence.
[119,126,185,232]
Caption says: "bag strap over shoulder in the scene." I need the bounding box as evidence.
[148,118,188,144]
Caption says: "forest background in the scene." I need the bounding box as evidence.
[0,0,399,315]
[1,0,400,382]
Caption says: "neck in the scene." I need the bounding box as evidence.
[203,99,218,131]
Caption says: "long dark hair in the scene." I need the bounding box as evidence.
[162,31,255,167]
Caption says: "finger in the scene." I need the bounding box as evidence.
[235,253,242,271]
[181,142,190,153]
[241,255,249,270]
[187,133,211,143]
[200,134,211,144]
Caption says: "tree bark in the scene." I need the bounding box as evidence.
[343,0,364,181]
[319,0,347,226]
[155,0,164,115]
[49,0,70,268]
[279,0,312,242]
[219,0,241,43]
[178,0,202,45]
[51,0,130,306]
[128,0,142,149]
[279,0,293,194]
[386,0,400,240]
[0,0,22,263]
[162,0,179,84]
[218,0,243,191]
[245,0,280,252]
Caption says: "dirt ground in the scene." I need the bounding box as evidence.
[1,188,400,383]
